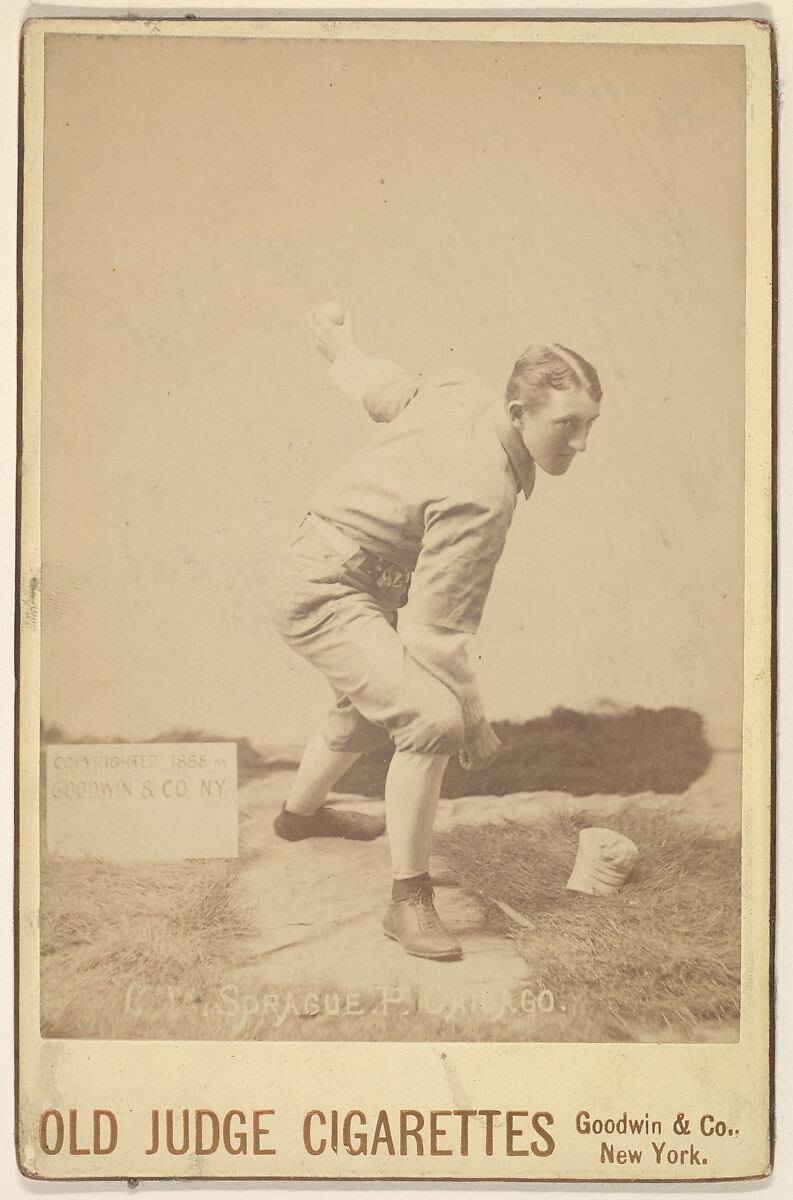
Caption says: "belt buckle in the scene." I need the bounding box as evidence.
[375,562,408,591]
[371,559,411,607]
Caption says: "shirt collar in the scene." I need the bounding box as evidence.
[492,404,536,499]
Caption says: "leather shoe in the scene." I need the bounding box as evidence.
[383,881,463,960]
[274,804,385,842]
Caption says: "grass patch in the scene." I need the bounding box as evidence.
[40,857,254,1038]
[38,852,554,1041]
[40,857,543,1041]
[40,802,739,1042]
[337,706,712,799]
[434,806,741,1040]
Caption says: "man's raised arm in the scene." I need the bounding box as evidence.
[307,303,423,423]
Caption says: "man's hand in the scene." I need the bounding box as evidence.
[307,302,355,363]
[459,718,501,772]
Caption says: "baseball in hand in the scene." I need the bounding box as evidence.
[307,301,353,362]
[314,301,346,325]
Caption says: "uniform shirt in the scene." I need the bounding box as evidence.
[309,344,535,726]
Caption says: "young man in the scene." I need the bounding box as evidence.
[269,306,602,961]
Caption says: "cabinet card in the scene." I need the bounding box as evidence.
[16,15,774,1183]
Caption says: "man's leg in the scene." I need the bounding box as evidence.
[273,715,388,840]
[284,729,361,816]
[274,730,385,841]
[274,589,464,950]
[385,750,447,878]
[382,749,462,960]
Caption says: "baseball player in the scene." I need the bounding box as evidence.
[269,304,602,961]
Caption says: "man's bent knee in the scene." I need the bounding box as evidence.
[391,699,464,755]
[320,701,392,754]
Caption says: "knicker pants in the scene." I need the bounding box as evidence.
[268,524,464,756]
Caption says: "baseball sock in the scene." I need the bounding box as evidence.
[284,729,361,815]
[385,749,448,881]
[391,872,431,902]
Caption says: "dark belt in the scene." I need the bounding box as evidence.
[306,514,412,599]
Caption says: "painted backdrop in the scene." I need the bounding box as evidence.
[40,32,746,747]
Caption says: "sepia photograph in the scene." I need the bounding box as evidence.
[16,15,773,1183]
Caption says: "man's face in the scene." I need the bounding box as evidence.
[511,386,601,476]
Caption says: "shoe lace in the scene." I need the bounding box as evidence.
[415,885,445,934]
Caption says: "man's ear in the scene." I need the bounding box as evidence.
[507,401,525,426]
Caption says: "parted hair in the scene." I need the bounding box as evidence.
[506,344,603,413]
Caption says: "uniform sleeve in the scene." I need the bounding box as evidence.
[399,495,509,725]
[408,495,510,633]
[400,621,486,727]
[329,345,423,423]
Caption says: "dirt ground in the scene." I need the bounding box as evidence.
[231,750,741,1021]
[38,747,740,1041]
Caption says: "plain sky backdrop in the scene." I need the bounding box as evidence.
[39,30,746,746]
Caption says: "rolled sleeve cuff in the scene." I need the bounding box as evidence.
[461,695,485,726]
[401,619,485,728]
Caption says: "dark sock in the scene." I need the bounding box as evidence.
[392,873,431,902]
